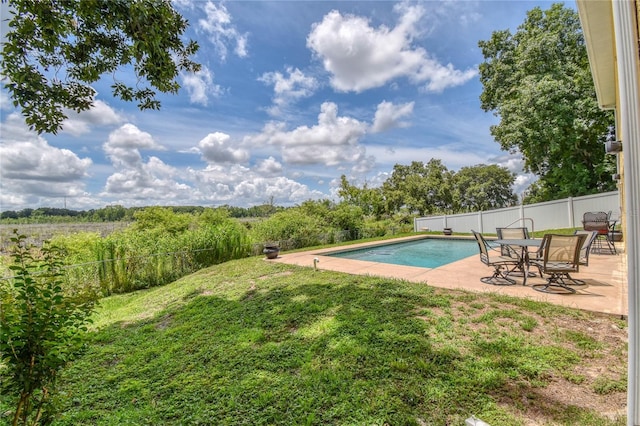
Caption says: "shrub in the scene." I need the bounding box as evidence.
[0,231,97,425]
[327,204,364,240]
[251,209,325,249]
[131,207,191,236]
[48,232,102,265]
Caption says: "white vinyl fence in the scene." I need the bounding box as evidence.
[414,191,621,234]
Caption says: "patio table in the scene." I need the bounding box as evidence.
[494,238,542,285]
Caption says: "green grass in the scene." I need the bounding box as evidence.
[1,256,627,425]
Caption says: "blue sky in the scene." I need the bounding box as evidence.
[0,0,565,211]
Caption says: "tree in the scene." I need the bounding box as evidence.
[381,160,453,215]
[453,164,517,211]
[478,3,616,202]
[337,175,385,218]
[92,204,127,222]
[1,0,200,134]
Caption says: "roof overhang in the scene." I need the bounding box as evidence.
[576,0,617,110]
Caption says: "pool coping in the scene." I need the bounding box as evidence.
[269,235,628,317]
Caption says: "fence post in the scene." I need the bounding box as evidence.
[478,211,484,233]
[568,197,575,228]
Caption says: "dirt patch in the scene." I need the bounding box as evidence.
[155,314,173,330]
[420,292,627,424]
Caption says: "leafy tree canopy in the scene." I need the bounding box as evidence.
[340,160,516,216]
[381,160,454,216]
[478,3,616,201]
[338,175,385,218]
[1,0,200,134]
[453,164,517,212]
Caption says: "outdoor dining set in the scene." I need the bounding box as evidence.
[471,211,618,294]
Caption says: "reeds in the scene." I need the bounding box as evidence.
[57,221,251,296]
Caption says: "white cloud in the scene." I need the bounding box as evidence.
[102,157,192,201]
[105,124,162,150]
[189,164,324,205]
[181,66,223,106]
[493,154,538,196]
[103,124,164,168]
[254,156,283,176]
[246,102,368,166]
[198,1,248,61]
[259,67,318,116]
[61,100,125,136]
[0,113,92,201]
[307,6,477,93]
[371,100,414,133]
[101,125,192,202]
[197,132,249,164]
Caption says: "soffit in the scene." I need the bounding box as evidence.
[576,0,617,109]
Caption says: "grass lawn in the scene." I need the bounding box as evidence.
[12,255,626,425]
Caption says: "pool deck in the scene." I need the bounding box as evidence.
[270,235,628,317]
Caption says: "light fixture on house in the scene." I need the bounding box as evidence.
[603,126,622,153]
[605,140,623,153]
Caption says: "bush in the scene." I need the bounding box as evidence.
[48,232,102,265]
[0,231,97,425]
[250,209,325,249]
[327,204,364,240]
[131,207,191,236]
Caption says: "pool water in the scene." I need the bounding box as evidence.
[327,238,478,268]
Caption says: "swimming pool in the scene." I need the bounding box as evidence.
[327,238,478,268]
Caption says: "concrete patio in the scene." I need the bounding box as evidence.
[271,235,628,317]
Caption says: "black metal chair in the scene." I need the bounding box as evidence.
[582,211,616,254]
[472,230,520,285]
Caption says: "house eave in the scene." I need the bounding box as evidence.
[576,0,617,110]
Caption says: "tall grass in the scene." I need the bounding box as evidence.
[52,220,252,296]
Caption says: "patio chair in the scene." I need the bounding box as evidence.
[582,211,616,254]
[496,227,530,258]
[530,233,587,294]
[471,230,521,285]
[573,230,599,267]
[496,227,532,276]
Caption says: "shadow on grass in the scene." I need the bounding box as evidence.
[52,266,624,426]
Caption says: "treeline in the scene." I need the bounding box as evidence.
[339,160,518,217]
[0,203,283,223]
[2,160,518,224]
